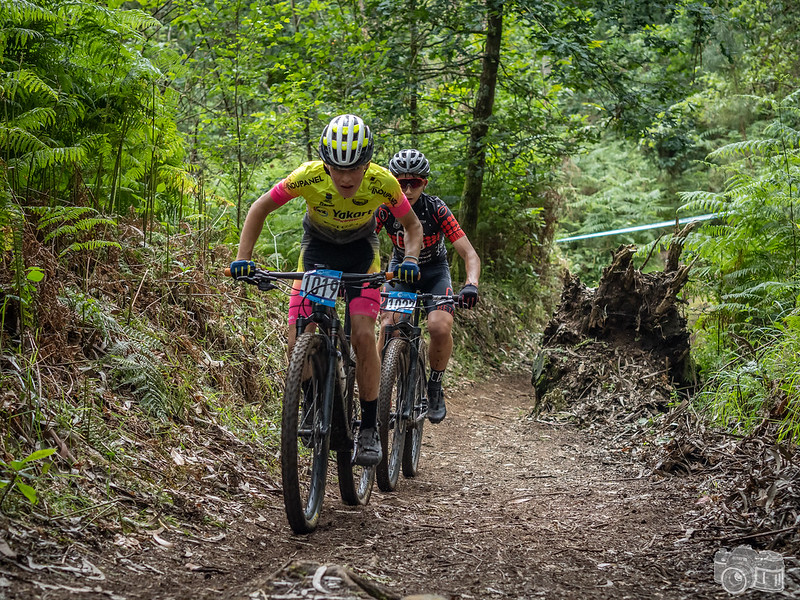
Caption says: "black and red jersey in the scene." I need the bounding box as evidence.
[375,192,465,265]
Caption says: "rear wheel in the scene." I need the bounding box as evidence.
[281,333,329,533]
[403,341,427,477]
[338,346,375,505]
[377,338,409,492]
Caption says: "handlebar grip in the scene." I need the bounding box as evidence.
[224,267,232,277]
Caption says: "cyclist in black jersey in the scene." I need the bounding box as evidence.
[375,149,481,423]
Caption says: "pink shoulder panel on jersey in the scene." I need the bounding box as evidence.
[268,180,295,206]
[388,194,411,219]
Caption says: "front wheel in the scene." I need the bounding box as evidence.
[338,346,375,505]
[377,338,409,492]
[281,333,330,534]
[403,341,427,477]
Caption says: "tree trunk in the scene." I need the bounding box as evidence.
[409,0,419,146]
[458,0,502,241]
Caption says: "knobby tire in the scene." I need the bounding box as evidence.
[377,338,409,492]
[402,339,427,477]
[281,333,329,533]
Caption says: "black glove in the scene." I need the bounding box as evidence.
[230,259,256,278]
[458,284,479,309]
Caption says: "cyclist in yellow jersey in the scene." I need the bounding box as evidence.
[230,114,423,466]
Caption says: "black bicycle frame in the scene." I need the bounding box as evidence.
[383,301,426,423]
[296,296,354,445]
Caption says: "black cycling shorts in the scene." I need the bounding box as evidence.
[288,232,381,324]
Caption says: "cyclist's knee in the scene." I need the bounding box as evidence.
[350,325,376,352]
[427,314,453,339]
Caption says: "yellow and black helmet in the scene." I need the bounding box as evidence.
[318,114,374,168]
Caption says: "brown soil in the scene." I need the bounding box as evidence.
[4,374,778,600]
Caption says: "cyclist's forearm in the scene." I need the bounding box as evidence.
[453,237,481,285]
[236,192,278,260]
[464,258,480,286]
[399,213,423,261]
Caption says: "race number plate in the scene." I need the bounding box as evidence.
[300,269,342,307]
[384,291,416,314]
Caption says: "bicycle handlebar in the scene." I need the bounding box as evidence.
[380,291,455,301]
[381,290,472,309]
[224,266,394,286]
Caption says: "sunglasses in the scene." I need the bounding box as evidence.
[397,178,425,189]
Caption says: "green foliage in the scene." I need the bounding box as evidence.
[104,339,173,420]
[28,205,121,258]
[558,135,673,282]
[61,289,176,419]
[685,91,800,440]
[0,189,28,338]
[1,0,194,232]
[682,94,800,327]
[0,448,55,509]
[693,314,800,441]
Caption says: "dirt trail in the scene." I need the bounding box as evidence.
[5,375,747,599]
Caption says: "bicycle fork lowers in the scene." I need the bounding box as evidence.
[377,292,433,492]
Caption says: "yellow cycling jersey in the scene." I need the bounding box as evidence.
[269,161,409,244]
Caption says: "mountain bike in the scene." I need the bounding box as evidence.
[376,291,457,492]
[227,266,390,533]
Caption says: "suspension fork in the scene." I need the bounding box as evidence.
[403,304,425,420]
[299,308,340,439]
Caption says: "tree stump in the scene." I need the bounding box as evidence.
[532,230,695,424]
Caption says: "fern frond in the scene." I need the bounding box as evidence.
[61,292,173,418]
[105,340,170,419]
[124,164,146,181]
[708,139,781,160]
[59,2,159,32]
[3,27,46,47]
[157,164,196,193]
[782,89,800,107]
[77,133,109,155]
[710,301,759,316]
[8,69,59,102]
[747,280,800,295]
[677,190,726,213]
[5,0,58,24]
[42,217,116,242]
[32,145,88,168]
[28,205,94,228]
[59,290,122,340]
[59,240,122,257]
[0,125,48,154]
[12,107,57,131]
[115,8,161,32]
[763,121,800,149]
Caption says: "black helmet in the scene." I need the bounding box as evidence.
[388,148,430,177]
[318,114,374,168]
